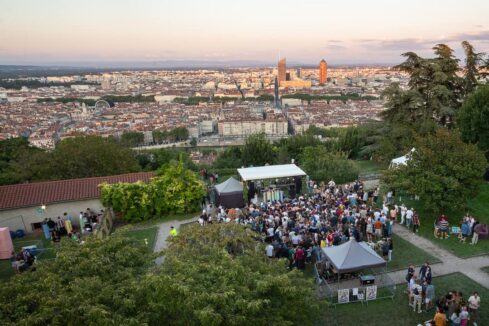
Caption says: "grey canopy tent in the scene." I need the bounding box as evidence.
[321,239,386,273]
[214,177,244,208]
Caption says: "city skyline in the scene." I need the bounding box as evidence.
[1,0,489,66]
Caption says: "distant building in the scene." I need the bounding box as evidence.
[0,172,154,233]
[319,59,328,85]
[278,58,286,84]
[279,79,312,88]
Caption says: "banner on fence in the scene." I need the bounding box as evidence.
[338,288,349,304]
[366,285,377,301]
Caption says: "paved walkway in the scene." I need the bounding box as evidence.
[153,216,198,265]
[387,223,489,288]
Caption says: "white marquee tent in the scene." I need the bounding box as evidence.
[389,148,415,168]
[237,164,307,181]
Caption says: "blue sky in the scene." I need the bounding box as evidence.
[1,0,489,65]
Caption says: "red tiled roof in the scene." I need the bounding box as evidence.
[0,172,155,210]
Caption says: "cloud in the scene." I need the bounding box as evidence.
[448,30,489,42]
[324,44,347,50]
[326,40,343,44]
[356,30,489,53]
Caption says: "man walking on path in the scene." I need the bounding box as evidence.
[468,291,480,326]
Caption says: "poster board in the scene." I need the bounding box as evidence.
[338,289,350,304]
[366,285,377,301]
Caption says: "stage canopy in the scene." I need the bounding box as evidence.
[237,164,306,181]
[321,240,386,273]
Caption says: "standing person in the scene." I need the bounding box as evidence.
[419,262,431,281]
[450,306,462,326]
[390,206,397,223]
[412,279,423,313]
[266,243,274,258]
[471,222,481,245]
[406,264,415,293]
[412,212,420,233]
[432,307,447,326]
[425,282,435,311]
[406,208,414,228]
[373,187,379,205]
[294,246,305,270]
[169,226,177,237]
[459,306,469,326]
[388,238,393,262]
[467,291,480,326]
[400,204,407,225]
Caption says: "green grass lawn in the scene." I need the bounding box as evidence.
[387,234,440,271]
[127,227,158,251]
[398,182,489,258]
[355,160,386,176]
[320,273,488,326]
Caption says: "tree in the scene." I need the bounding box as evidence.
[301,146,359,184]
[189,137,197,147]
[0,230,152,325]
[0,137,41,184]
[5,136,140,183]
[241,133,276,166]
[382,44,463,126]
[458,85,489,160]
[101,161,205,222]
[383,129,487,213]
[120,131,145,147]
[144,223,320,326]
[462,41,486,95]
[0,224,320,326]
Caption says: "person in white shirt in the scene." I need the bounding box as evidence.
[406,208,414,228]
[400,204,407,225]
[266,244,274,258]
[412,282,423,313]
[468,291,481,325]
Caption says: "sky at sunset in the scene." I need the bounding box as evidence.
[1,0,489,66]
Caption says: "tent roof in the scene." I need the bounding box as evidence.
[237,164,306,181]
[390,148,415,167]
[321,240,386,273]
[215,177,243,194]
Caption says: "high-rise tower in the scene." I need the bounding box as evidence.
[278,58,286,85]
[274,76,280,108]
[319,59,328,85]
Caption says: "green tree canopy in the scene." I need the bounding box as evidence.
[382,42,487,127]
[147,223,320,326]
[0,224,320,326]
[241,133,276,167]
[383,129,487,213]
[0,230,152,325]
[120,131,145,147]
[4,136,140,184]
[300,146,359,184]
[101,161,205,222]
[457,85,489,160]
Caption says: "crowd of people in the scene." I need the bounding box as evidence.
[41,208,102,243]
[418,290,481,326]
[200,180,398,273]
